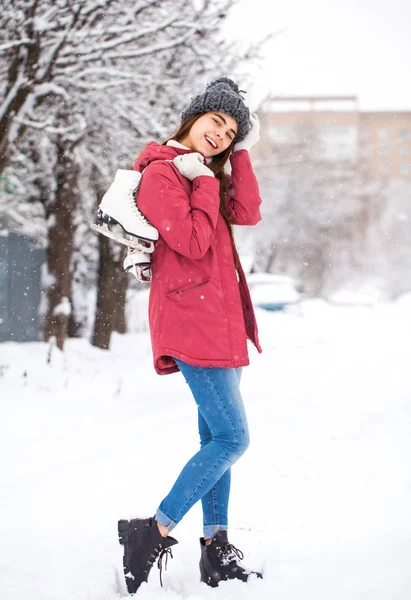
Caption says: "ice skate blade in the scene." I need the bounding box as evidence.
[90,222,155,252]
[97,209,159,243]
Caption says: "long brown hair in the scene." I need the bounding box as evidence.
[164,114,240,270]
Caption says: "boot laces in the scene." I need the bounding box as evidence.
[219,542,244,566]
[148,545,174,587]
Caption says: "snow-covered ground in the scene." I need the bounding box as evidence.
[1,299,411,600]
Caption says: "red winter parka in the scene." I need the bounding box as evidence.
[134,141,263,375]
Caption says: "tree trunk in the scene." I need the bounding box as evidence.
[43,138,78,350]
[67,299,82,338]
[91,233,128,349]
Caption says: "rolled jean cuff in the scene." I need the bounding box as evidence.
[203,524,228,540]
[155,508,177,532]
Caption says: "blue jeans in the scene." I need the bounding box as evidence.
[155,359,249,539]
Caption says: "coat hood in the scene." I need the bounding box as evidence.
[134,141,192,172]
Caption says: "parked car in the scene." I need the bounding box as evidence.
[246,272,302,312]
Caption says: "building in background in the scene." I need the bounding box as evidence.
[255,96,411,181]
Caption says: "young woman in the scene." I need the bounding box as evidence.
[118,77,263,594]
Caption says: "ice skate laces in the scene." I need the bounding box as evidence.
[128,185,151,225]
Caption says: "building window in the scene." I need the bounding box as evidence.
[379,163,389,175]
[317,126,352,135]
[400,145,409,155]
[269,125,300,139]
[400,129,410,139]
[378,128,389,139]
[400,164,409,176]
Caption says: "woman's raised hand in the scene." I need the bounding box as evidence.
[172,152,215,181]
[233,113,260,153]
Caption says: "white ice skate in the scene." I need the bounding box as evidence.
[90,169,159,253]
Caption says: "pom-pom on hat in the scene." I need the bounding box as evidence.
[181,77,250,142]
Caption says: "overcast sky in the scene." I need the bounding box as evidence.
[224,0,411,111]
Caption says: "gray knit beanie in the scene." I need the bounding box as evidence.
[181,77,250,142]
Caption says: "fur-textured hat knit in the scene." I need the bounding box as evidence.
[181,77,250,142]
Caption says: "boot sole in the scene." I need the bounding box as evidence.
[118,519,139,594]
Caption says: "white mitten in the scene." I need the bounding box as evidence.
[233,113,260,153]
[173,152,215,181]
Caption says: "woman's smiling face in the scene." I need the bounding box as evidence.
[180,112,238,157]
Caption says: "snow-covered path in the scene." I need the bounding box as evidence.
[1,300,411,600]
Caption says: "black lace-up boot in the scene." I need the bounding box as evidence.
[199,531,263,587]
[118,516,178,594]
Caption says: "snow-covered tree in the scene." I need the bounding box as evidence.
[1,0,263,348]
[251,130,380,296]
[364,180,411,300]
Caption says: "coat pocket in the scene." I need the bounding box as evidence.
[166,278,211,300]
